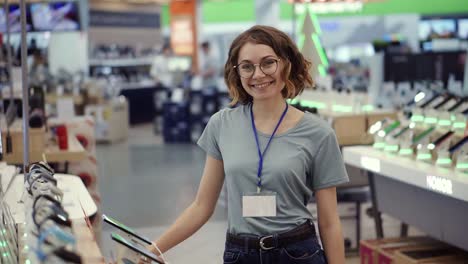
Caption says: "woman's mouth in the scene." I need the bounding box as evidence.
[251,81,275,89]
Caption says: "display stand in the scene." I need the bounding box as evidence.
[1,120,87,164]
[2,1,104,262]
[342,146,468,251]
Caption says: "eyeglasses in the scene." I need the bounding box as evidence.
[234,57,280,79]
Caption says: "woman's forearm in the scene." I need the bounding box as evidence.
[319,221,346,264]
[152,201,213,254]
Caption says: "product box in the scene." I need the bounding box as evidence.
[332,114,369,146]
[360,237,435,264]
[1,120,46,163]
[377,239,443,264]
[393,245,468,264]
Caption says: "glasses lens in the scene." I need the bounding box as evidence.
[260,58,278,75]
[238,63,255,78]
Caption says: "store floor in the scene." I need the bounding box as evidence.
[96,124,423,263]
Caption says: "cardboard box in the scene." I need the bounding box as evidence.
[85,98,129,143]
[332,115,369,146]
[1,120,46,162]
[377,239,443,264]
[330,112,398,146]
[393,245,468,264]
[360,237,435,264]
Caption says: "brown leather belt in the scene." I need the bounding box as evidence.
[226,220,317,251]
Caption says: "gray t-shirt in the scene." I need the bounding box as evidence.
[197,103,349,235]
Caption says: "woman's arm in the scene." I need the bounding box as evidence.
[316,187,345,264]
[150,155,225,255]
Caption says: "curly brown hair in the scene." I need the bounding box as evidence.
[224,25,314,106]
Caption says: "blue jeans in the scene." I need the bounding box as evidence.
[223,235,328,264]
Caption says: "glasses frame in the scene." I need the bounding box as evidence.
[234,58,281,79]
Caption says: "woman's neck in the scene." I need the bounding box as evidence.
[251,96,287,121]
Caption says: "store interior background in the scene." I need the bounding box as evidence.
[1,0,468,263]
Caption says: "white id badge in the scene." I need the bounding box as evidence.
[242,192,277,217]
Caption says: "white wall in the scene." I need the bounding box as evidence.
[48,32,88,75]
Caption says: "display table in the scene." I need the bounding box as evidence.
[0,163,102,263]
[322,110,397,146]
[46,94,85,105]
[294,90,397,146]
[3,173,98,224]
[1,119,87,164]
[2,135,87,164]
[342,146,468,251]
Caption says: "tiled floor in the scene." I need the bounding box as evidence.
[96,124,421,263]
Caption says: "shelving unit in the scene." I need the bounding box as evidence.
[343,146,468,251]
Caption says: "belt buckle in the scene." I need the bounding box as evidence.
[259,235,274,250]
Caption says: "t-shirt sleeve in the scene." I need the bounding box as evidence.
[197,112,223,160]
[310,130,349,190]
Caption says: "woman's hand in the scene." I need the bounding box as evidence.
[137,244,165,264]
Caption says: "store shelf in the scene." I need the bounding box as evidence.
[3,173,98,224]
[2,134,87,164]
[89,57,154,67]
[18,219,104,264]
[46,94,85,105]
[119,81,158,90]
[343,146,468,202]
[343,146,468,251]
[8,171,103,264]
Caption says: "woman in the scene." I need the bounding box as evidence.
[142,25,348,264]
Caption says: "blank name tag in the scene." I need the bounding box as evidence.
[242,194,277,217]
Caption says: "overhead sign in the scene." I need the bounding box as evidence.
[294,2,364,14]
[90,10,160,28]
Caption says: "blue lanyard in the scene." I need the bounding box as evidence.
[250,102,289,193]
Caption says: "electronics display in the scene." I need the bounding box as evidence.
[458,19,468,39]
[446,99,464,112]
[449,135,468,153]
[412,127,436,145]
[0,4,33,33]
[392,125,410,139]
[430,131,455,149]
[419,19,457,41]
[30,2,80,32]
[111,233,163,264]
[103,214,152,245]
[0,2,79,33]
[420,94,443,109]
[384,52,466,84]
[433,96,454,109]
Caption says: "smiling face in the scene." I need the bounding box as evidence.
[237,42,285,103]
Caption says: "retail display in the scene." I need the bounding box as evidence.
[0,2,80,33]
[291,90,397,146]
[161,89,231,143]
[0,0,466,263]
[24,162,82,263]
[0,162,101,263]
[365,88,468,170]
